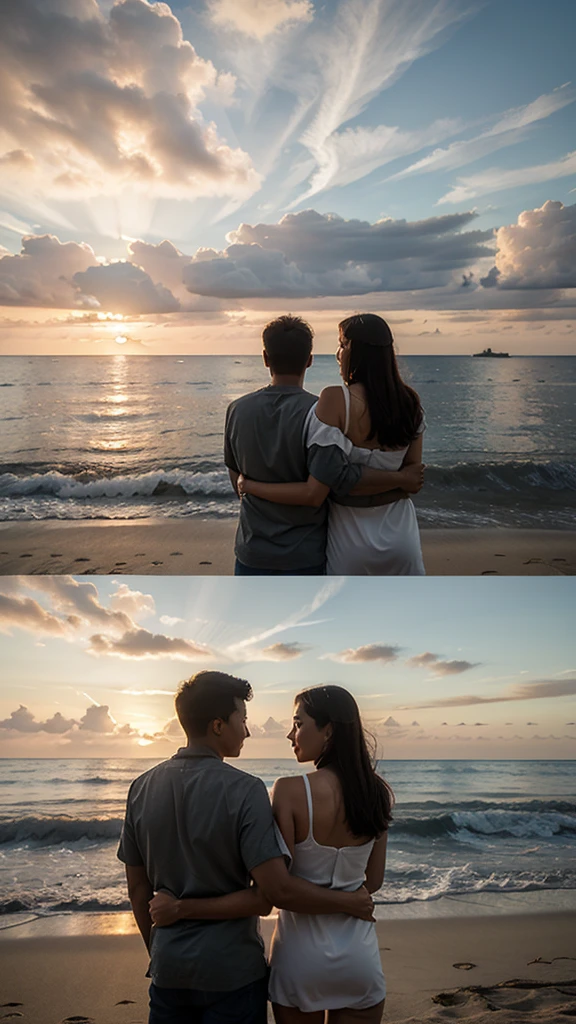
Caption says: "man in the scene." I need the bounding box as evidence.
[224,315,422,575]
[118,670,374,1024]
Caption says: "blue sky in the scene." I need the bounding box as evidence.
[0,0,574,354]
[1,575,575,759]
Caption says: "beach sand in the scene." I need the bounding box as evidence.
[0,520,574,576]
[0,899,574,1023]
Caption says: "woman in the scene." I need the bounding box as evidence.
[238,313,425,575]
[150,685,393,1024]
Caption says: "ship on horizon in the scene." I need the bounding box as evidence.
[473,347,510,358]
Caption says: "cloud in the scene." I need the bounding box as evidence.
[480,201,576,290]
[159,615,184,627]
[258,641,310,660]
[73,262,180,314]
[0,0,260,204]
[110,582,155,620]
[79,704,116,733]
[87,627,213,660]
[0,705,77,733]
[250,716,288,737]
[209,0,313,39]
[437,150,576,205]
[324,643,400,664]
[0,235,99,307]
[0,593,73,637]
[181,209,493,298]
[26,576,133,632]
[389,85,575,181]
[398,677,576,710]
[406,652,477,675]
[291,0,475,203]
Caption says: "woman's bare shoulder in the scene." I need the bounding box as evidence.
[272,776,304,800]
[317,386,345,428]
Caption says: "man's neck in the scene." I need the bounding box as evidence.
[269,372,306,388]
[185,736,224,760]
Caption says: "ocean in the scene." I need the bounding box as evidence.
[1,758,575,924]
[1,355,575,529]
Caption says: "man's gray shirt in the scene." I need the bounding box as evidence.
[117,747,283,991]
[224,385,362,570]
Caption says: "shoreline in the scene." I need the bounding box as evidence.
[0,894,574,1023]
[0,520,574,575]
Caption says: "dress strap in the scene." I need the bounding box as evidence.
[340,383,351,436]
[302,774,314,839]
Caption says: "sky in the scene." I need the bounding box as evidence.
[1,574,575,760]
[0,0,575,355]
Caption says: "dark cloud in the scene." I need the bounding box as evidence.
[326,643,400,664]
[181,209,494,298]
[398,678,576,710]
[406,651,477,676]
[259,642,309,661]
[88,627,213,660]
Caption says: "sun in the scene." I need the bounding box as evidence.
[114,335,128,344]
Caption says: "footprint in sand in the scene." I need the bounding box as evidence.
[151,560,163,565]
[135,552,146,556]
[74,557,90,563]
[19,553,32,558]
[115,1000,136,1004]
[1,1014,24,1019]
[50,553,63,557]
[481,570,499,575]
[115,561,127,566]
[453,962,476,970]
[170,551,183,556]
[524,558,543,564]
[199,560,212,565]
[60,1017,95,1023]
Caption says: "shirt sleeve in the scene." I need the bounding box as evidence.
[305,409,362,497]
[117,789,144,866]
[224,403,240,473]
[239,779,284,873]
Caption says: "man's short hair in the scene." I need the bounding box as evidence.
[175,670,253,738]
[262,315,313,375]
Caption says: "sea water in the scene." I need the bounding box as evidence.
[1,355,575,528]
[1,758,575,922]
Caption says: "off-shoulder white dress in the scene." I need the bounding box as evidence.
[306,384,425,575]
[268,774,386,1013]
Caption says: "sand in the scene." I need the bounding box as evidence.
[0,520,574,576]
[0,899,574,1024]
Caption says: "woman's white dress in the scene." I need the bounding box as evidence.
[307,384,425,576]
[268,774,386,1013]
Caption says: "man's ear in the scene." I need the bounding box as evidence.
[212,718,223,736]
[262,349,270,367]
[306,353,313,368]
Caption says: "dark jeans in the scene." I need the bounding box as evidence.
[149,976,268,1024]
[234,558,326,576]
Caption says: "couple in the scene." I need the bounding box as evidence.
[118,670,393,1024]
[224,313,425,576]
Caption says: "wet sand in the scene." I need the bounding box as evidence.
[0,901,574,1023]
[0,520,574,575]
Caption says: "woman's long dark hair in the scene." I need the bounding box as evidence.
[296,684,394,838]
[339,313,422,448]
